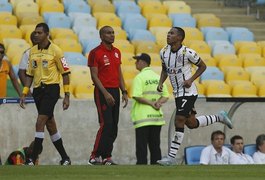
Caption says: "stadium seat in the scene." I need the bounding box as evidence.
[197,16,221,29]
[53,39,82,53]
[184,145,206,165]
[250,71,265,87]
[6,42,30,63]
[63,0,86,10]
[92,3,115,14]
[64,52,87,66]
[199,53,217,67]
[207,40,231,50]
[237,44,262,56]
[0,13,17,26]
[123,14,147,35]
[0,25,22,43]
[3,38,27,48]
[40,1,64,15]
[225,27,250,36]
[83,39,101,55]
[243,144,256,157]
[224,68,250,85]
[137,0,161,8]
[193,13,216,21]
[195,81,205,97]
[116,1,140,16]
[206,81,231,97]
[88,0,111,7]
[182,27,204,44]
[200,66,224,82]
[227,80,253,90]
[171,14,196,28]
[141,3,167,18]
[68,12,92,22]
[229,30,254,44]
[0,2,12,13]
[232,83,257,97]
[43,12,66,23]
[188,40,211,54]
[134,41,160,54]
[19,15,44,26]
[167,4,191,14]
[148,14,172,29]
[113,27,127,40]
[113,39,135,54]
[14,1,39,18]
[65,1,91,14]
[218,55,243,71]
[163,0,186,8]
[148,53,162,66]
[51,30,78,42]
[204,28,229,43]
[121,52,135,66]
[212,43,236,58]
[78,27,100,46]
[234,41,258,52]
[130,29,156,42]
[74,84,94,99]
[245,66,265,74]
[47,15,71,29]
[36,0,57,6]
[97,13,121,29]
[70,65,91,87]
[258,84,265,97]
[72,16,97,30]
[242,54,265,67]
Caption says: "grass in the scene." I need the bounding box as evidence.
[1,165,265,180]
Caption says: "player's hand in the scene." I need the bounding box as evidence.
[157,84,163,92]
[19,94,26,109]
[183,79,192,88]
[104,92,115,107]
[122,93,128,108]
[63,95,70,110]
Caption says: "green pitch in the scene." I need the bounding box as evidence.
[0,165,265,180]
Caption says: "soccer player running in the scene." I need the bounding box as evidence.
[156,27,233,166]
[19,23,71,165]
[88,26,128,165]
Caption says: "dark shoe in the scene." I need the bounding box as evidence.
[88,157,102,165]
[25,158,35,165]
[60,158,71,165]
[102,158,117,165]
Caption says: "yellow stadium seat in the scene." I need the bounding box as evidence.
[19,15,44,26]
[149,53,162,66]
[232,83,257,97]
[113,39,135,54]
[6,42,30,63]
[250,71,265,87]
[0,25,22,43]
[53,38,82,53]
[188,40,211,54]
[97,14,121,29]
[182,27,204,44]
[138,0,161,8]
[258,84,265,97]
[122,65,138,80]
[201,79,226,88]
[87,0,111,7]
[227,80,253,89]
[193,13,216,21]
[163,1,186,9]
[199,53,217,67]
[112,27,127,40]
[242,54,265,67]
[218,56,243,71]
[70,65,92,87]
[237,44,262,55]
[221,66,244,75]
[36,0,58,6]
[50,28,78,41]
[19,24,35,38]
[149,27,169,48]
[142,3,167,18]
[205,81,231,97]
[74,84,94,99]
[3,38,28,48]
[224,68,250,84]
[167,4,191,14]
[234,41,258,52]
[213,54,237,64]
[148,14,172,29]
[197,16,221,29]
[245,66,265,74]
[195,82,205,97]
[0,13,17,26]
[14,1,39,17]
[40,2,64,15]
[92,3,115,14]
[121,52,135,66]
[256,41,265,56]
[133,41,160,54]
[10,0,34,6]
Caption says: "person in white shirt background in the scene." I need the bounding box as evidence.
[252,134,265,164]
[200,130,233,165]
[230,135,254,164]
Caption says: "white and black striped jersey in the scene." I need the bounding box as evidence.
[160,45,201,97]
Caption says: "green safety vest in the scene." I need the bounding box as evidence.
[130,67,169,128]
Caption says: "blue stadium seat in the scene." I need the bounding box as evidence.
[207,40,231,49]
[72,16,97,30]
[130,29,156,42]
[43,12,67,22]
[212,43,236,57]
[230,30,254,43]
[115,1,140,16]
[204,28,229,43]
[47,15,71,29]
[200,66,224,82]
[171,14,196,28]
[184,145,206,165]
[64,52,87,66]
[123,14,147,35]
[243,144,256,157]
[82,39,101,55]
[0,2,12,13]
[65,1,91,14]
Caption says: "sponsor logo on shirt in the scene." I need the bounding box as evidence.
[32,60,37,68]
[60,57,69,71]
[103,55,110,66]
[42,60,48,68]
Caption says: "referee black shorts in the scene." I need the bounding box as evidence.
[33,83,60,118]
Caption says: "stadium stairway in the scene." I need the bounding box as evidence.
[184,0,265,41]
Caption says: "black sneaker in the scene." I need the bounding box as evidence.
[25,158,34,165]
[60,158,71,165]
[102,158,117,165]
[88,157,101,165]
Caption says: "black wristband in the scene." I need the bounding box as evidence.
[122,90,128,95]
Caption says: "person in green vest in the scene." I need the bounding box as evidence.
[130,53,169,165]
[5,141,42,165]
